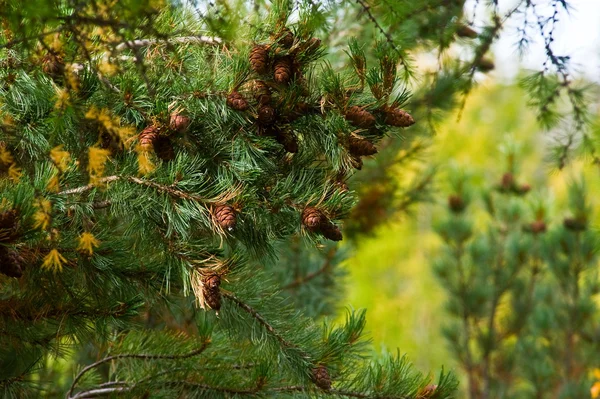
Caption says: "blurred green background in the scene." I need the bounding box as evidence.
[341,80,600,375]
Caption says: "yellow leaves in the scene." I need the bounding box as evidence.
[50,145,71,173]
[41,249,67,273]
[98,57,118,77]
[7,164,21,181]
[54,86,70,111]
[88,146,111,184]
[0,146,14,165]
[33,199,52,231]
[78,232,100,256]
[0,144,20,182]
[85,107,136,148]
[47,175,60,193]
[137,146,155,175]
[592,369,600,398]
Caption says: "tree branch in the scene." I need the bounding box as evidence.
[114,36,222,52]
[66,340,210,399]
[283,247,336,290]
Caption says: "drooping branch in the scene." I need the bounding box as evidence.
[66,340,210,399]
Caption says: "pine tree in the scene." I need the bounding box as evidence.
[0,1,455,397]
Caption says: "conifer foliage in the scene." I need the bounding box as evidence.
[0,0,454,398]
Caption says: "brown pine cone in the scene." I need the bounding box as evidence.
[448,194,466,213]
[348,136,377,156]
[250,44,269,74]
[202,274,221,311]
[227,91,249,111]
[302,207,323,231]
[500,172,514,191]
[154,136,175,161]
[252,80,272,105]
[303,37,321,55]
[41,53,64,80]
[382,106,415,127]
[276,130,299,153]
[527,220,547,234]
[456,24,478,38]
[477,58,495,72]
[0,208,19,243]
[275,28,294,48]
[257,105,276,125]
[311,365,332,390]
[0,247,24,278]
[139,125,160,151]
[169,113,191,133]
[563,217,586,232]
[320,221,343,241]
[215,204,237,231]
[345,106,375,128]
[273,56,293,84]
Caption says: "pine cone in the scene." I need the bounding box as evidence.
[382,106,415,127]
[0,247,24,278]
[227,91,249,111]
[345,106,375,128]
[41,53,64,80]
[311,365,332,390]
[0,208,19,243]
[169,113,191,133]
[250,44,269,74]
[202,274,221,311]
[252,80,271,105]
[154,136,175,161]
[477,58,495,72]
[275,130,299,153]
[257,105,276,125]
[350,155,363,170]
[456,24,478,38]
[302,207,323,231]
[348,136,377,156]
[320,221,343,241]
[273,56,293,84]
[275,28,294,48]
[563,217,586,232]
[500,172,514,191]
[448,195,466,213]
[139,125,159,151]
[526,220,547,234]
[215,204,237,231]
[303,37,321,55]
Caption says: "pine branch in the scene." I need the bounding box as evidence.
[114,36,222,52]
[67,340,210,399]
[283,247,336,290]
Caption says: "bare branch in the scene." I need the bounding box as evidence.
[114,36,222,52]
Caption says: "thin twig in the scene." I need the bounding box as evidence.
[114,36,222,52]
[283,247,337,290]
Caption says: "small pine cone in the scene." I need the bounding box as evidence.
[227,91,249,111]
[0,208,19,243]
[139,125,159,151]
[273,56,293,84]
[527,220,547,234]
[501,172,514,191]
[345,106,375,128]
[41,53,64,80]
[320,221,343,241]
[477,58,495,72]
[448,194,466,213]
[350,155,363,170]
[382,106,415,127]
[257,105,276,125]
[154,136,175,161]
[250,44,269,74]
[276,130,299,153]
[456,24,478,38]
[518,183,531,195]
[348,136,377,157]
[202,274,221,311]
[252,80,272,105]
[312,365,332,390]
[169,113,191,133]
[304,37,321,55]
[215,204,237,231]
[0,247,24,278]
[275,28,294,48]
[563,217,586,232]
[302,207,323,231]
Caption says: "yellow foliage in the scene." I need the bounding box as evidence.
[87,146,111,184]
[54,86,70,111]
[50,145,71,172]
[7,163,21,181]
[78,232,100,255]
[33,199,52,231]
[592,381,600,399]
[85,107,136,148]
[47,175,60,192]
[98,57,118,77]
[0,145,14,165]
[137,148,155,175]
[42,249,67,273]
